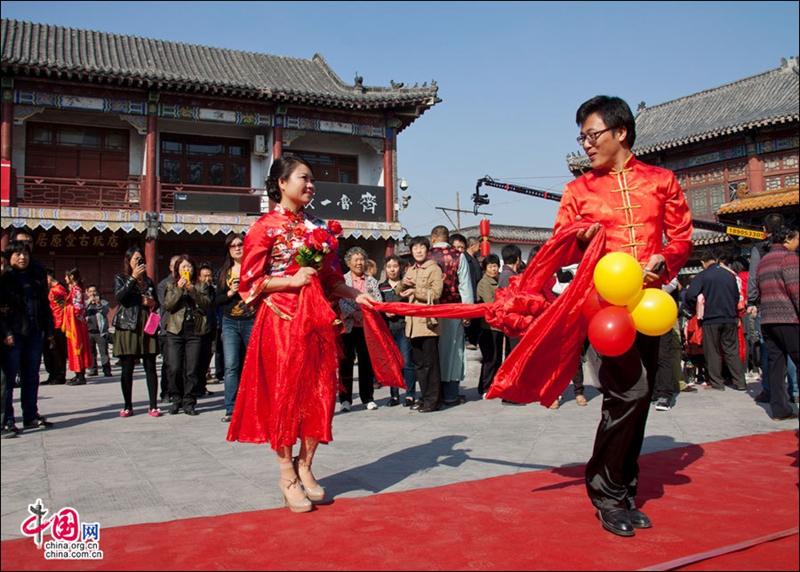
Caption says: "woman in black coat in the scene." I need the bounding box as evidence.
[112,246,160,418]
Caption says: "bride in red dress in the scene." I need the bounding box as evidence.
[227,156,377,513]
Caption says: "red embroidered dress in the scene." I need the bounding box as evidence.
[226,205,346,449]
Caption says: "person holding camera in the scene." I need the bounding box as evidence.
[216,232,256,423]
[163,255,211,416]
[112,246,160,418]
[85,284,112,377]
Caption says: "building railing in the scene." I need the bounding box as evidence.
[15,176,143,210]
[12,176,268,215]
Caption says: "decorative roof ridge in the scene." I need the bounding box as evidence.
[2,17,321,68]
[746,184,799,196]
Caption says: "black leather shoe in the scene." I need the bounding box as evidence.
[183,406,199,416]
[23,418,54,429]
[169,403,181,415]
[754,392,771,403]
[628,508,652,529]
[597,508,635,537]
[387,397,400,407]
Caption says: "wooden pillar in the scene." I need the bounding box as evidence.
[1,102,13,207]
[746,153,764,194]
[1,102,12,162]
[273,124,283,159]
[383,129,394,222]
[145,115,158,281]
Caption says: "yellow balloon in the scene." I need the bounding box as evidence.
[593,252,643,306]
[627,288,678,336]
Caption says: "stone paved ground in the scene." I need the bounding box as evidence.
[1,349,796,541]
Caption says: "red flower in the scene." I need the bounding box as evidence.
[327,220,343,236]
[328,235,339,252]
[309,228,329,250]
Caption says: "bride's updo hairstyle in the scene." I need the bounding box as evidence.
[266,156,314,202]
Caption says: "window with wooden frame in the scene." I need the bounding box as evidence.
[25,123,130,180]
[160,134,250,188]
[676,160,748,219]
[762,152,799,191]
[286,150,358,184]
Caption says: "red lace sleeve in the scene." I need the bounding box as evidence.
[239,214,276,305]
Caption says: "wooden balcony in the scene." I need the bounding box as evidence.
[13,176,266,215]
[15,176,142,210]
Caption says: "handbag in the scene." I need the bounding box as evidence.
[143,311,160,336]
[426,289,439,329]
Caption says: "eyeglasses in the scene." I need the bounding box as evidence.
[229,243,244,248]
[577,127,614,146]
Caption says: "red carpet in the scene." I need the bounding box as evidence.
[2,430,798,571]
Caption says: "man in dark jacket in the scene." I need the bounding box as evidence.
[196,262,218,398]
[1,240,56,432]
[684,249,746,391]
[451,233,481,349]
[157,255,180,402]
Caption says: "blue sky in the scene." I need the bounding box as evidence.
[2,1,798,236]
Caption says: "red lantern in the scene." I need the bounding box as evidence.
[587,306,636,357]
[480,240,491,258]
[479,218,490,237]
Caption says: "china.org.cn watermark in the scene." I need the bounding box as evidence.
[20,499,104,560]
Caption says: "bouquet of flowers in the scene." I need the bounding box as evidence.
[295,220,342,269]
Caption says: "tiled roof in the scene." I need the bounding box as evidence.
[459,224,553,244]
[634,57,799,155]
[690,229,730,246]
[567,57,799,169]
[458,223,731,247]
[716,186,799,215]
[0,18,440,112]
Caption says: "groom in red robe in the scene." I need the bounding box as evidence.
[554,96,693,537]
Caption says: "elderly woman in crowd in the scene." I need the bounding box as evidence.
[338,246,381,411]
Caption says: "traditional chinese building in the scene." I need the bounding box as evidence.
[566,56,799,269]
[0,18,440,303]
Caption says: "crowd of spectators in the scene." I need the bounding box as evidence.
[1,212,797,438]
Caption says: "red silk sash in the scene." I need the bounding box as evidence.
[363,222,607,406]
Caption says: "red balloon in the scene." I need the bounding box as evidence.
[479,218,490,237]
[581,287,612,320]
[587,306,636,357]
[480,240,491,257]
